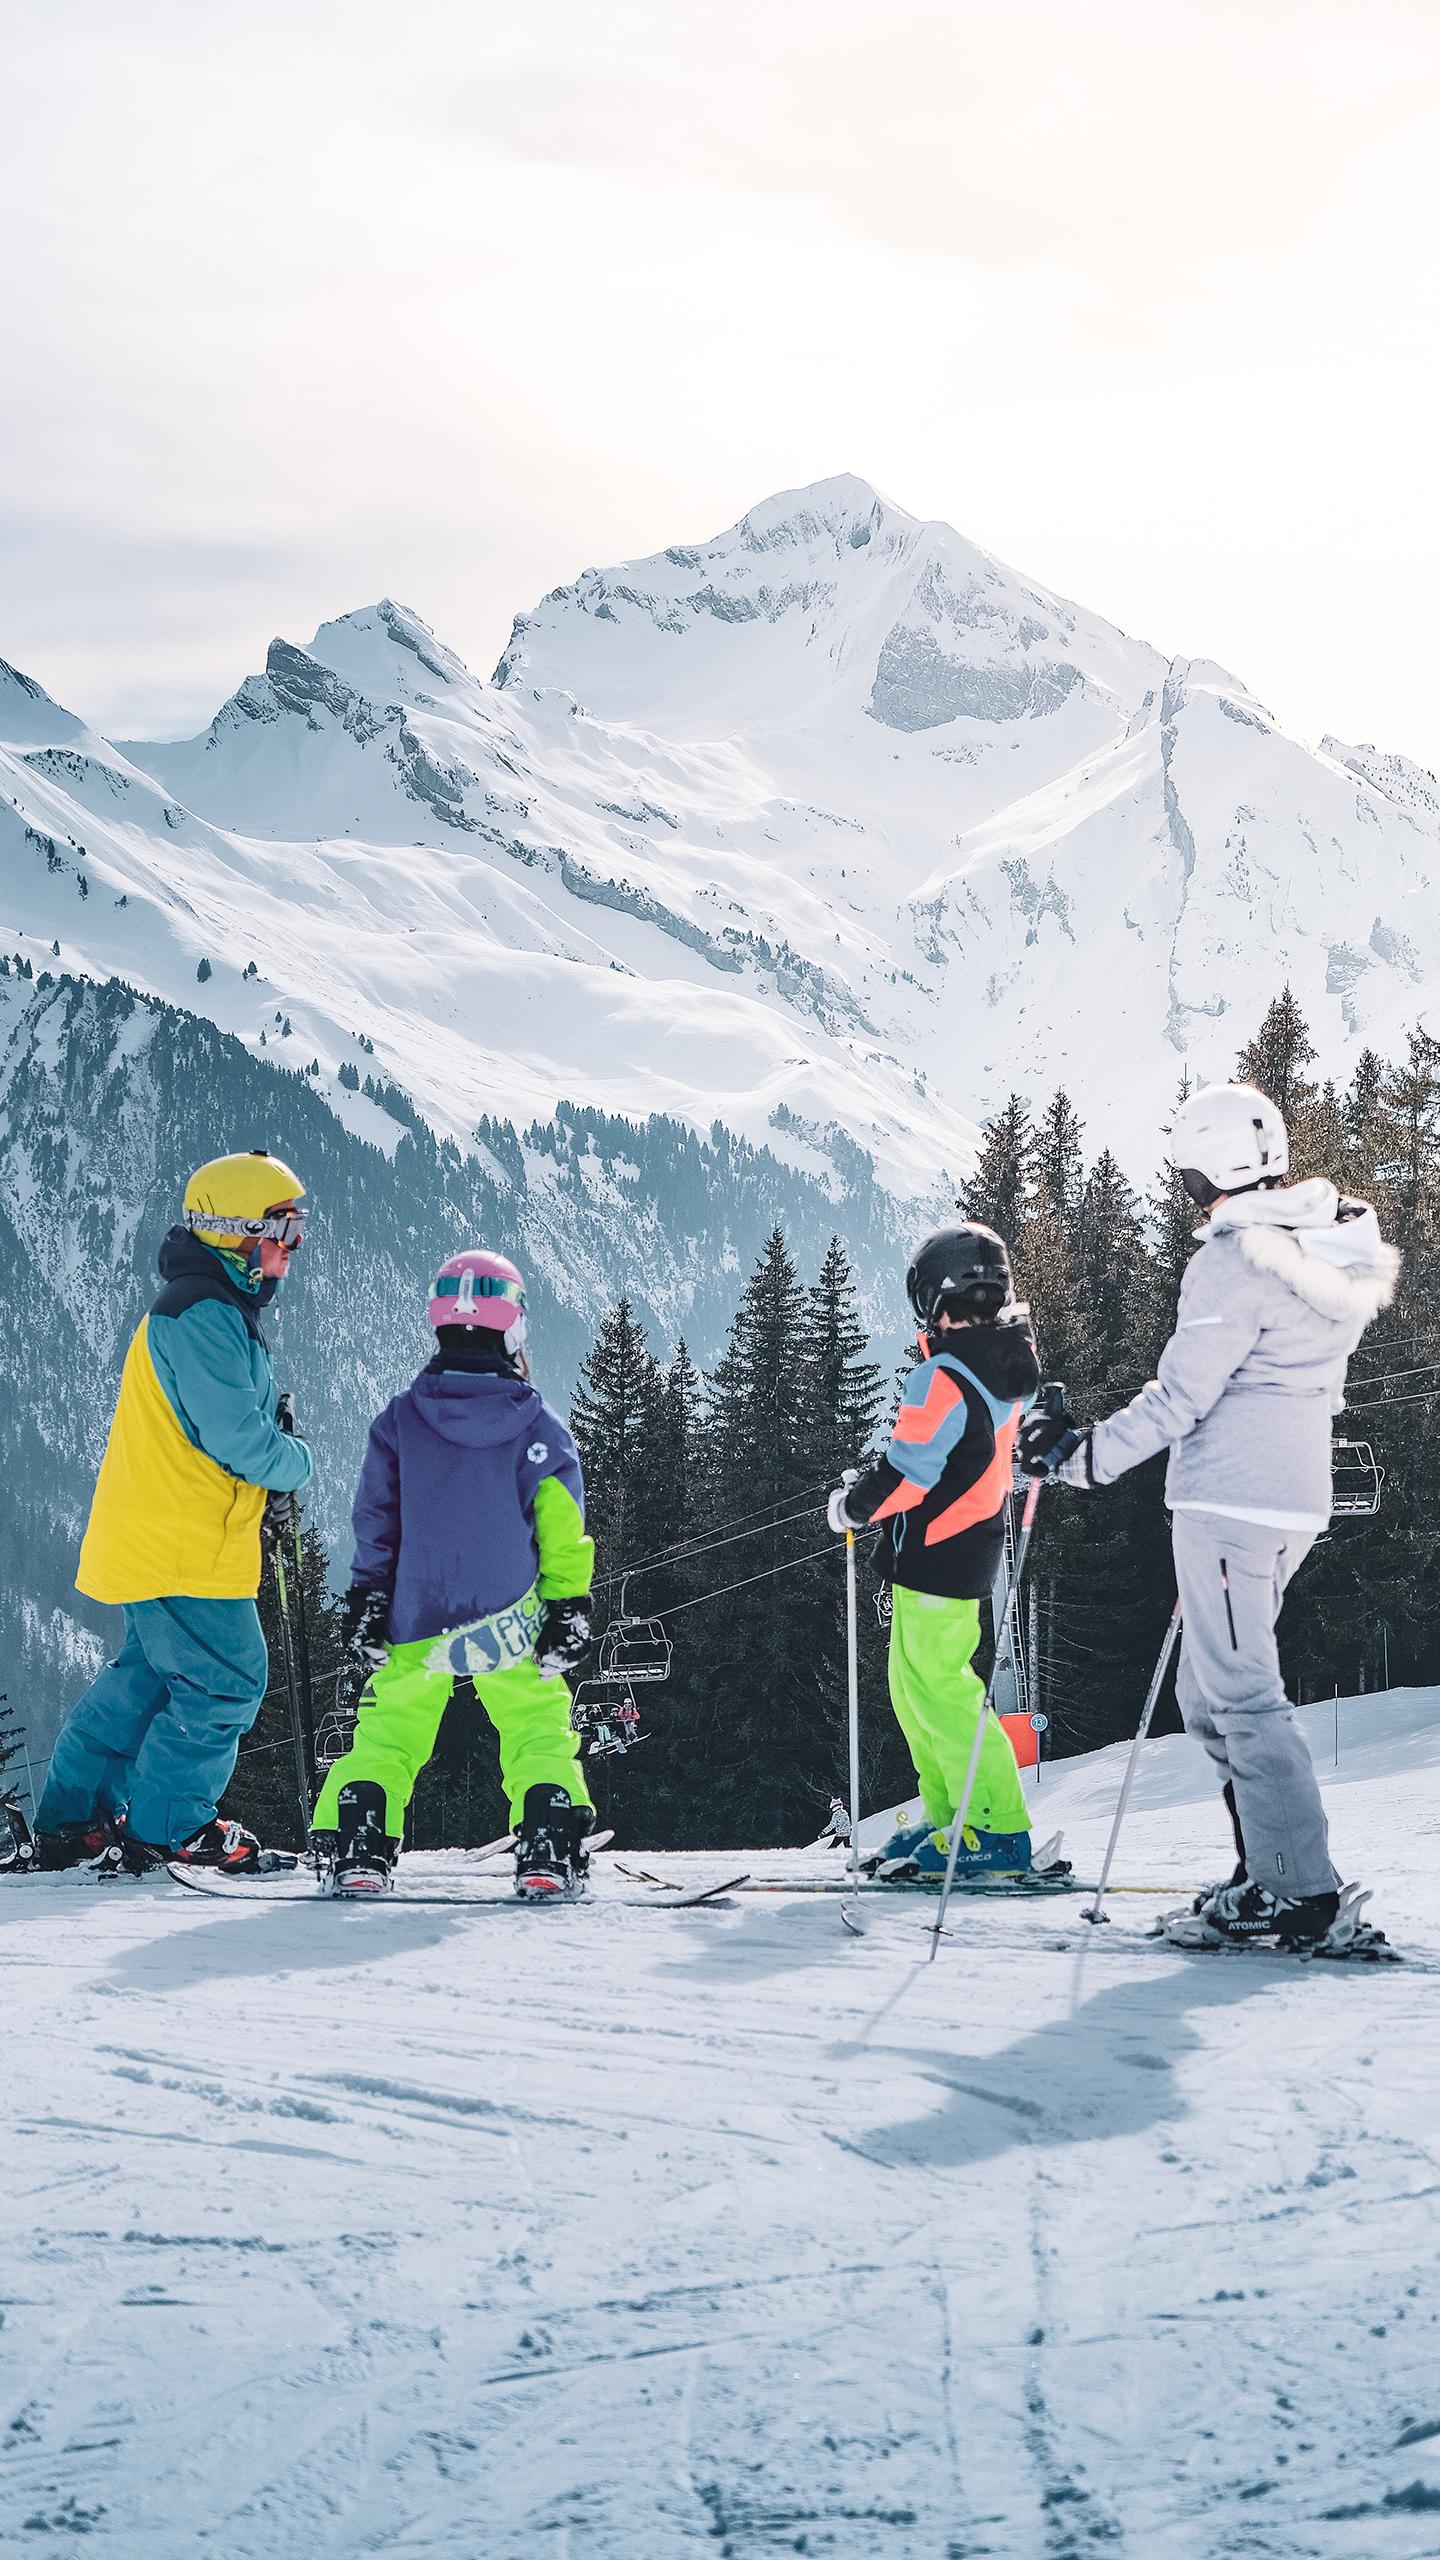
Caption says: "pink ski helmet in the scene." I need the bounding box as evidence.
[428,1248,527,1353]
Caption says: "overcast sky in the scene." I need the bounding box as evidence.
[4,0,1437,758]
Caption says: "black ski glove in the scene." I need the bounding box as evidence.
[535,1596,592,1679]
[341,1584,391,1673]
[1019,1406,1094,1485]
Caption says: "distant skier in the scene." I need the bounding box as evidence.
[1020,1083,1400,1951]
[815,1795,851,1851]
[827,1223,1044,1882]
[36,1151,313,1874]
[311,1249,597,1898]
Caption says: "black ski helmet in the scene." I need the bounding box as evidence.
[906,1222,1013,1329]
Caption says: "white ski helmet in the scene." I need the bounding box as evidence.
[1169,1082,1289,1203]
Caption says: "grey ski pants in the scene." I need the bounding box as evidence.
[1171,1510,1337,1899]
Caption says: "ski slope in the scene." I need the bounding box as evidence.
[3,1689,1440,2558]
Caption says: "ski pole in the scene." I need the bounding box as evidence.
[844,1523,864,1931]
[292,1515,317,1791]
[276,1391,318,1804]
[927,1469,1046,1960]
[926,1382,1065,1961]
[270,1536,313,1838]
[1083,1599,1183,1927]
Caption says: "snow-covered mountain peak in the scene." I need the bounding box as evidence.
[0,657,86,750]
[494,475,1165,747]
[306,598,479,714]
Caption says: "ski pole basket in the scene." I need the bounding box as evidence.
[1332,1438,1384,1519]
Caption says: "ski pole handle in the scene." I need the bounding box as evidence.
[276,1390,296,1433]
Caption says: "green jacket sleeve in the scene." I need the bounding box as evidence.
[533,1475,594,1599]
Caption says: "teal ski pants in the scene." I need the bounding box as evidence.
[37,1596,269,1851]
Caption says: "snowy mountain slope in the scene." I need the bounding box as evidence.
[5,475,1438,1209]
[4,1687,1439,2559]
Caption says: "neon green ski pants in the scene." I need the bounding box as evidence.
[887,1585,1029,1835]
[312,1635,593,1837]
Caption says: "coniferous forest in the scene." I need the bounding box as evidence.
[221,989,1440,1856]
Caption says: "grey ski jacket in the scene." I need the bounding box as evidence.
[1090,1181,1400,1521]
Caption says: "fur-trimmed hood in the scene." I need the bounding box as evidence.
[1205,1180,1402,1326]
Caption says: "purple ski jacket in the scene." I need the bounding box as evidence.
[351,1366,592,1645]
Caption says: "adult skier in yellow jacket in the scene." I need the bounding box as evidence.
[37,1150,313,1875]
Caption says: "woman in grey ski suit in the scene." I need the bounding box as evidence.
[1026,1089,1399,1915]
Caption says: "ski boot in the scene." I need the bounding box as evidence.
[120,1816,267,1878]
[325,1780,399,1898]
[514,1785,593,1901]
[904,1825,1035,1884]
[1160,1877,1338,1952]
[30,1818,118,1874]
[863,1810,931,1879]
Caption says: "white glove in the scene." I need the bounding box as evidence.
[827,1472,861,1534]
[1056,1432,1096,1490]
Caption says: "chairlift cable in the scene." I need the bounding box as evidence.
[590,1480,839,1590]
[657,1532,877,1620]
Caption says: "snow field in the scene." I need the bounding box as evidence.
[4,1691,1440,2558]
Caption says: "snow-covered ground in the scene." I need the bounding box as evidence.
[4,1689,1440,2558]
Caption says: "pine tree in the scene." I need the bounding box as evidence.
[1236,986,1319,1128]
[802,1236,884,1483]
[964,1095,1034,1244]
[695,1229,832,1842]
[1147,1075,1200,1324]
[0,1692,26,1792]
[1296,1078,1347,1184]
[1373,1030,1440,1251]
[570,1297,664,1570]
[1033,1091,1086,1220]
[1343,1047,1387,1191]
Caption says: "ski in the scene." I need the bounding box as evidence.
[617,1863,1103,1900]
[167,1864,748,1911]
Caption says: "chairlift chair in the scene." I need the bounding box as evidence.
[1332,1438,1384,1521]
[598,1614,672,1684]
[314,1705,356,1773]
[570,1678,646,1759]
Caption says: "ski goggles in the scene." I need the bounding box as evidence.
[184,1202,308,1248]
[431,1270,526,1312]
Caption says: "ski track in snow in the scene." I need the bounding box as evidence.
[5,1699,1440,2558]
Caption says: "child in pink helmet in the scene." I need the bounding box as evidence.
[311,1250,596,1897]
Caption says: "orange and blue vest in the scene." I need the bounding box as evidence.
[847,1312,1040,1597]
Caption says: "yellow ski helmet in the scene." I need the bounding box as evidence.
[183,1149,307,1248]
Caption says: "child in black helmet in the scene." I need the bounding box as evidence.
[828,1222,1044,1880]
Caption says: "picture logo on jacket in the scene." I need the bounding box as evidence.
[527,1442,548,1463]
